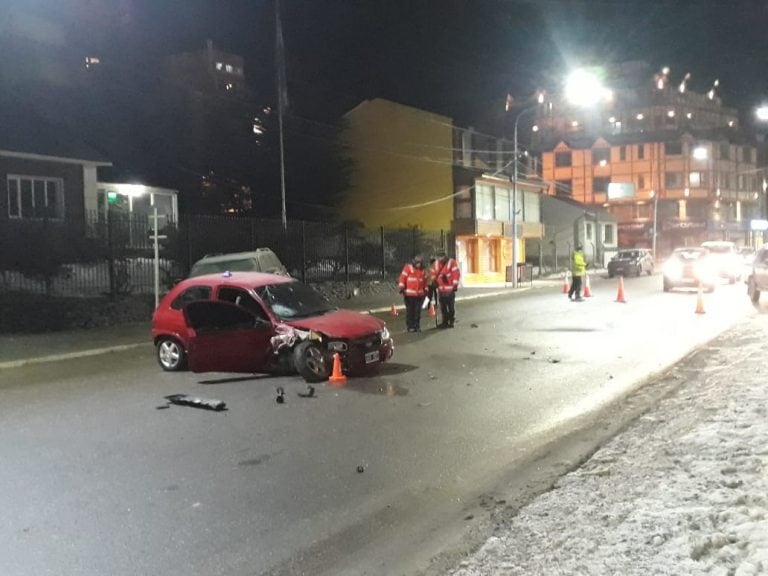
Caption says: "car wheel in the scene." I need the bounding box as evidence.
[608,272,614,279]
[156,338,187,372]
[647,266,654,276]
[293,341,332,383]
[663,278,671,292]
[748,278,761,305]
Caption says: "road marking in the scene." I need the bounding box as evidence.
[0,343,150,370]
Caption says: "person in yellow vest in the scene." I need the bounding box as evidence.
[568,244,587,301]
[398,255,428,332]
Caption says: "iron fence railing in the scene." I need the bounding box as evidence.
[0,211,454,297]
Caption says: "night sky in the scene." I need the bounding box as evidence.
[10,0,768,123]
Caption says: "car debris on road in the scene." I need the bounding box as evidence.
[163,394,227,411]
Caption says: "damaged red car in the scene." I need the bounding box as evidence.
[151,272,394,382]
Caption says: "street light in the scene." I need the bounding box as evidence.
[509,69,611,288]
[512,104,541,288]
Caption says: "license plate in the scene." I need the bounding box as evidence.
[364,351,380,364]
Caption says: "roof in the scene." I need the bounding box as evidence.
[180,271,295,288]
[0,95,111,165]
[540,127,757,151]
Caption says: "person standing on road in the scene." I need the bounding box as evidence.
[568,244,587,301]
[433,251,461,328]
[398,255,428,332]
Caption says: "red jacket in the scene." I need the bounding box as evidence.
[398,264,427,297]
[432,258,461,294]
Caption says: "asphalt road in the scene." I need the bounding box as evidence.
[0,275,755,576]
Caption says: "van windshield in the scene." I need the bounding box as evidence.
[190,259,257,276]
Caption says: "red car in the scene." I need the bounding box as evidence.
[151,272,394,382]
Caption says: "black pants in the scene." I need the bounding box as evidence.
[568,275,583,299]
[438,291,456,326]
[404,295,422,331]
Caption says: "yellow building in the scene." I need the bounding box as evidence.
[341,98,454,229]
[342,98,544,286]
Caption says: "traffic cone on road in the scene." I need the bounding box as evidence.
[615,276,627,303]
[562,273,570,294]
[390,304,399,317]
[583,274,592,297]
[695,285,706,315]
[428,301,436,318]
[328,352,347,384]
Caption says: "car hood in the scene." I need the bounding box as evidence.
[285,309,385,339]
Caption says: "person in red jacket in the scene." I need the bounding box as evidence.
[398,255,428,332]
[432,250,461,328]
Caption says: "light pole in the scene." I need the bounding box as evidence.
[512,104,540,288]
[651,189,658,260]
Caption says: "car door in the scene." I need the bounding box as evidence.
[184,301,274,374]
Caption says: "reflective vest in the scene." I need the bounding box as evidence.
[432,258,461,294]
[572,251,587,277]
[398,264,427,297]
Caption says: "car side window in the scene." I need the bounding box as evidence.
[217,286,270,321]
[171,286,212,310]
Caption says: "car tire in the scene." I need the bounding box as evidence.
[293,341,332,383]
[156,337,187,372]
[748,277,761,305]
[647,266,654,276]
[608,272,614,279]
[663,278,671,292]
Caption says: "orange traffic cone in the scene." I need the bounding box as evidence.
[583,274,592,297]
[328,352,347,384]
[390,304,399,317]
[428,301,436,317]
[562,273,570,294]
[615,276,627,303]
[695,285,706,315]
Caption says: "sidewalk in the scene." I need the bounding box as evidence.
[0,282,541,370]
[448,312,768,576]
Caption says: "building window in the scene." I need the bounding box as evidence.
[475,184,494,221]
[689,172,707,187]
[592,148,610,165]
[603,223,615,244]
[494,187,510,221]
[665,141,682,155]
[719,142,731,160]
[637,175,645,189]
[555,179,572,196]
[555,151,572,167]
[585,222,593,241]
[637,144,645,160]
[738,175,745,189]
[7,176,64,219]
[593,177,610,193]
[215,62,224,71]
[619,146,626,161]
[665,172,684,188]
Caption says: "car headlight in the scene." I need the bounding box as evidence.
[379,327,390,341]
[664,261,682,278]
[327,341,348,352]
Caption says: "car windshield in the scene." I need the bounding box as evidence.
[674,249,706,261]
[191,259,257,276]
[618,250,640,259]
[702,245,733,255]
[256,281,336,320]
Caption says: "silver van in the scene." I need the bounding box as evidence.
[189,248,289,278]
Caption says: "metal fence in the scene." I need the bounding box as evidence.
[0,211,454,297]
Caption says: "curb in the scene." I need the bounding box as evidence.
[0,288,531,370]
[0,343,150,370]
[364,286,531,315]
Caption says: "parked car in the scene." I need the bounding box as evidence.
[607,249,654,277]
[188,248,289,278]
[151,272,394,381]
[746,245,768,305]
[662,247,716,292]
[700,241,741,283]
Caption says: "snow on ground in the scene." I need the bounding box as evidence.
[450,314,768,576]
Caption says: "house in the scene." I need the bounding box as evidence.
[536,195,618,272]
[342,98,546,286]
[0,98,112,232]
